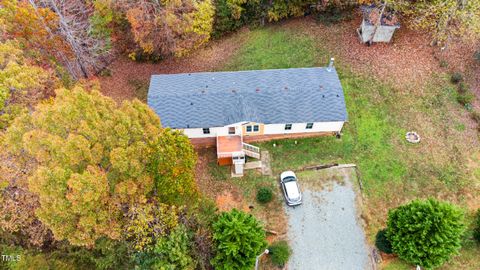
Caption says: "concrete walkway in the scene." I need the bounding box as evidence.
[260,150,272,176]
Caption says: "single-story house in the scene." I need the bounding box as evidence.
[147,61,348,175]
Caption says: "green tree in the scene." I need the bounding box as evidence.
[213,0,247,36]
[89,238,134,270]
[4,87,197,247]
[473,209,480,242]
[211,209,267,270]
[268,240,291,267]
[134,225,196,270]
[386,198,465,269]
[266,0,314,22]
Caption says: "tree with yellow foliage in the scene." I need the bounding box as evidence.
[391,0,480,45]
[4,87,197,247]
[0,40,55,129]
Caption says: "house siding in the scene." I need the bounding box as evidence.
[181,126,228,138]
[181,121,344,140]
[263,121,344,135]
[242,122,265,136]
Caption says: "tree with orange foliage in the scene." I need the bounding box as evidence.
[0,0,111,79]
[121,0,214,60]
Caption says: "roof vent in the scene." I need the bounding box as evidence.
[319,85,324,90]
[190,102,194,105]
[256,88,260,92]
[201,90,205,94]
[284,86,288,90]
[232,89,237,93]
[327,57,335,72]
[322,95,325,98]
[206,85,208,88]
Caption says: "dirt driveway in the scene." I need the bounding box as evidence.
[285,168,373,270]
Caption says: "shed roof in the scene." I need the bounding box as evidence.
[147,67,348,129]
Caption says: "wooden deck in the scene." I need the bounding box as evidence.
[217,135,242,155]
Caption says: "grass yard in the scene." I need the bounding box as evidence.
[216,26,480,269]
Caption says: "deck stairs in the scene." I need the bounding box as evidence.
[242,143,261,159]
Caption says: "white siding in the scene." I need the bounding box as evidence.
[263,122,344,135]
[181,127,227,138]
[180,121,344,138]
[181,125,243,138]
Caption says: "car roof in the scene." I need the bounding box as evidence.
[281,171,296,179]
[284,181,300,199]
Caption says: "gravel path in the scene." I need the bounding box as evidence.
[286,172,372,270]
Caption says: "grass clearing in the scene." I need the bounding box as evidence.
[222,28,329,71]
[215,26,480,269]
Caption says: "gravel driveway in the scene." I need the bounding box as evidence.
[285,168,372,270]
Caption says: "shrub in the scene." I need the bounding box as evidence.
[212,0,245,37]
[386,198,465,269]
[375,229,393,254]
[451,72,463,84]
[474,210,480,242]
[458,82,470,94]
[134,225,195,270]
[316,5,354,26]
[211,209,267,270]
[98,68,112,77]
[456,92,475,106]
[474,50,480,63]
[256,187,273,203]
[471,111,480,124]
[439,60,448,68]
[268,240,291,267]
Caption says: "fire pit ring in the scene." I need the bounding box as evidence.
[406,131,420,143]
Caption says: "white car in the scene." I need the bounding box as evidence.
[280,171,302,206]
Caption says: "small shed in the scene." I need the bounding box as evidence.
[357,5,400,44]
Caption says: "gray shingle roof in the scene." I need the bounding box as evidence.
[147,67,348,129]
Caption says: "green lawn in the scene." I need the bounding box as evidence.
[217,27,480,269]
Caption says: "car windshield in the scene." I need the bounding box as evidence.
[284,181,300,199]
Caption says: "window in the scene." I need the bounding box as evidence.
[246,124,260,133]
[285,124,292,130]
[228,127,236,134]
[202,128,210,134]
[306,123,314,129]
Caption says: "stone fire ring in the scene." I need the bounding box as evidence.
[406,131,420,143]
